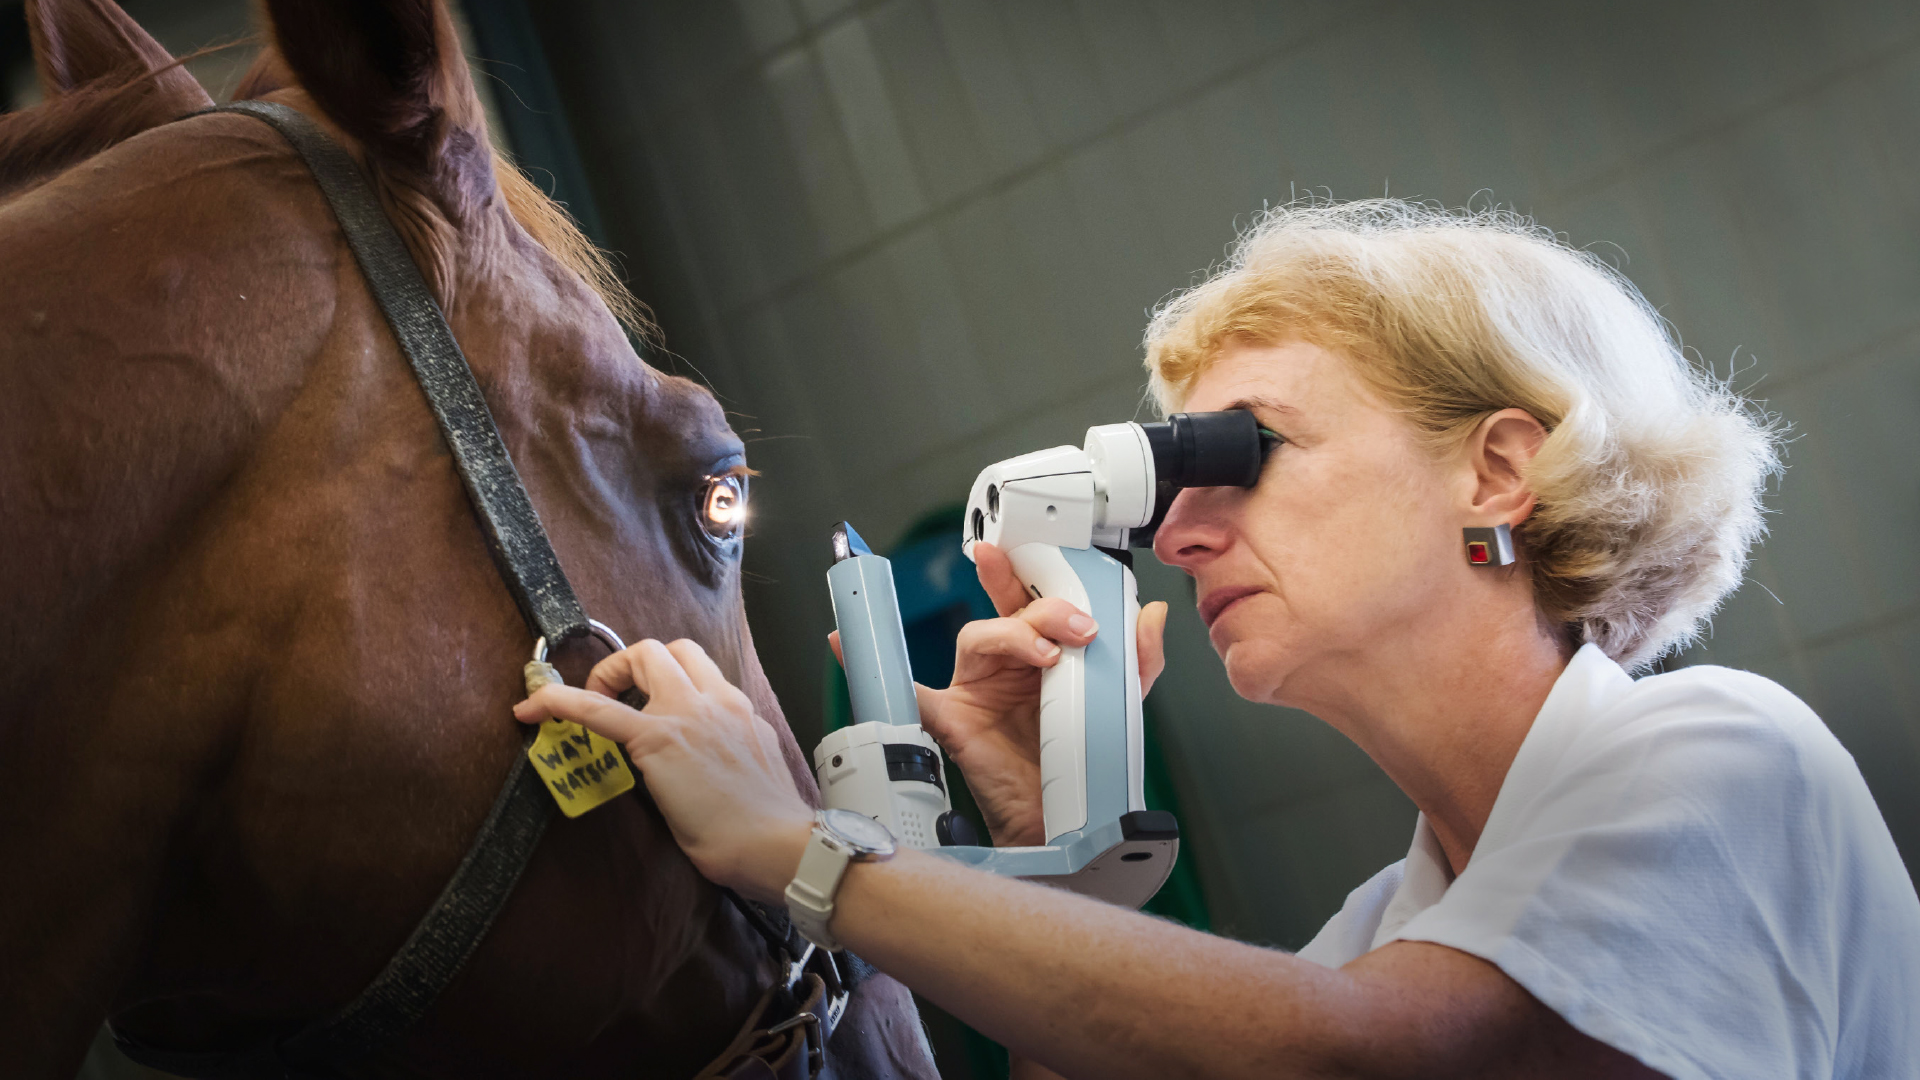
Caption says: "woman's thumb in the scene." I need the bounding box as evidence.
[1138,600,1168,696]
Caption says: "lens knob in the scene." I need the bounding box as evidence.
[936,810,981,847]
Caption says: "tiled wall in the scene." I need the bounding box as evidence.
[533,0,1920,948]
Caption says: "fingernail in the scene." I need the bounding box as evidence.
[1067,614,1098,636]
[1037,639,1060,658]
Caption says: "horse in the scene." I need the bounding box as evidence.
[0,1,937,1076]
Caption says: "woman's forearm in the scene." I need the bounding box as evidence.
[516,643,1587,1078]
[831,850,1361,1079]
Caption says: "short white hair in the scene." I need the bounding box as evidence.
[1144,198,1782,670]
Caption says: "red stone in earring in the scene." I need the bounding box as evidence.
[1463,524,1515,567]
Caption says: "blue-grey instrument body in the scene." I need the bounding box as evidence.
[828,526,1176,908]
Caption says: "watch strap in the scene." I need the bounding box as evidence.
[785,826,853,951]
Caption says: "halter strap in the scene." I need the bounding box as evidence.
[217,101,590,645]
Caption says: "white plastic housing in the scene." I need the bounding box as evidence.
[963,424,1160,559]
[1004,543,1092,839]
[813,721,952,850]
[963,444,1096,557]
[961,422,1162,842]
[1083,422,1156,547]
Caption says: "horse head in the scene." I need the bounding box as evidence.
[0,1,935,1076]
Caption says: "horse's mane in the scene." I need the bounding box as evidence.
[494,149,654,342]
[0,53,654,342]
[369,127,656,341]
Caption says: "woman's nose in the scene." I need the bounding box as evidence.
[1152,488,1232,571]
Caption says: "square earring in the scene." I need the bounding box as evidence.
[1463,524,1515,567]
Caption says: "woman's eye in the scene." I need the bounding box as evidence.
[1257,426,1285,462]
[701,475,747,540]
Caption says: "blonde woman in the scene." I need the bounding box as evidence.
[521,201,1920,1079]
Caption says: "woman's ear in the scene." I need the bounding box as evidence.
[26,0,211,109]
[1465,408,1548,525]
[260,0,496,224]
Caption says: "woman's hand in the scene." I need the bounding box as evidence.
[892,542,1167,847]
[514,638,813,905]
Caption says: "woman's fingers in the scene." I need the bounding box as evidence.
[514,683,655,749]
[607,638,695,707]
[956,610,1066,672]
[1017,597,1097,646]
[1138,600,1168,697]
[664,638,745,703]
[584,645,642,697]
[949,598,1100,686]
[973,542,1033,617]
[970,545,1097,640]
[827,630,843,668]
[585,637,704,701]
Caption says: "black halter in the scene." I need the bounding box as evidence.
[110,101,856,1079]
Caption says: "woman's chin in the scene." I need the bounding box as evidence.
[1219,639,1286,704]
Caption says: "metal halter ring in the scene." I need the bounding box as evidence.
[530,618,628,665]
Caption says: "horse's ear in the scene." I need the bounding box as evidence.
[261,0,496,222]
[229,48,292,102]
[25,0,212,109]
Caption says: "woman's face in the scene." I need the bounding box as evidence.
[1153,339,1475,711]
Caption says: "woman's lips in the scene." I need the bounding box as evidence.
[1198,586,1262,629]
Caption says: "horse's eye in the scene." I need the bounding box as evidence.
[701,474,747,540]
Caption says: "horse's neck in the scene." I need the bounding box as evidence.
[0,108,564,704]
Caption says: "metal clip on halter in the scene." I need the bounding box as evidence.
[524,618,628,694]
[783,939,851,1030]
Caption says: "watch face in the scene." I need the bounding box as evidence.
[820,808,896,856]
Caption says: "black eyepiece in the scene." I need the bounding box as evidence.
[1131,410,1266,546]
[1141,410,1264,489]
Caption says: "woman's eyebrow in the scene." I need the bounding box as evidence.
[1226,395,1300,418]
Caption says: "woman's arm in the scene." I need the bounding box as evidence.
[796,833,1648,1079]
[517,642,1657,1080]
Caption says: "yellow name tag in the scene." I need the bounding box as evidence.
[521,658,635,818]
[527,719,635,817]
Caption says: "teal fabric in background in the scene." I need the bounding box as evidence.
[823,509,1209,1079]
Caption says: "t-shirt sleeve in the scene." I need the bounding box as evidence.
[1296,859,1405,968]
[1387,669,1920,1080]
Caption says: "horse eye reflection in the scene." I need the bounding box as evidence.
[702,476,746,537]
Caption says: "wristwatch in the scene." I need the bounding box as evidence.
[785,808,896,951]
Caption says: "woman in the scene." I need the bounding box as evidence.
[520,201,1920,1078]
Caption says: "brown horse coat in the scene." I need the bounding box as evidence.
[0,2,936,1077]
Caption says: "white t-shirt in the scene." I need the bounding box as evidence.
[1297,644,1920,1079]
